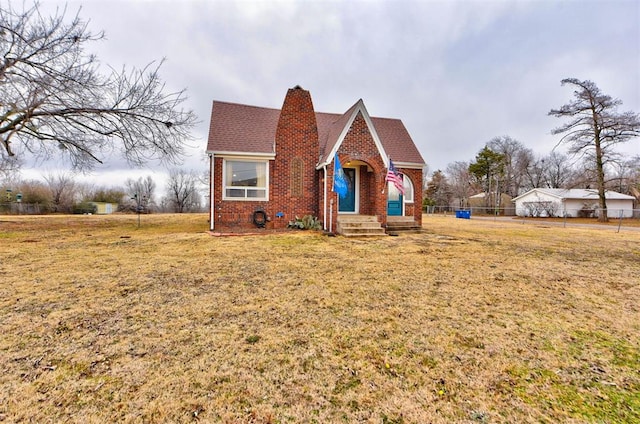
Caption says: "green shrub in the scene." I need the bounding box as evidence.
[287,215,322,230]
[422,197,435,211]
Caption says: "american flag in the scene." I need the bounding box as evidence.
[385,159,405,194]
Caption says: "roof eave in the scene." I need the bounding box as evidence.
[394,161,425,169]
[512,188,563,202]
[207,150,276,159]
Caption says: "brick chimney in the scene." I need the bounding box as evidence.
[272,86,319,225]
[276,85,318,153]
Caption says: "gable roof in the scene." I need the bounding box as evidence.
[207,99,425,167]
[512,188,635,202]
[317,99,391,168]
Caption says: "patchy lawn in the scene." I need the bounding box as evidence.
[1,214,638,423]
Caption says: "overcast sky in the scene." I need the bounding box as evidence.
[27,0,640,190]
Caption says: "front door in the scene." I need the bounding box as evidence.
[338,168,356,213]
[387,182,403,216]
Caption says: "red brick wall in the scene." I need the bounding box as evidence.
[401,168,423,226]
[211,87,320,231]
[210,156,273,229]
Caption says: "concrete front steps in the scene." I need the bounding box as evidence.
[337,215,386,237]
[386,216,422,235]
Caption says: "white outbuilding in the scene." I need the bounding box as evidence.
[512,188,636,218]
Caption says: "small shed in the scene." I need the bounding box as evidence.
[512,188,635,218]
[89,202,118,215]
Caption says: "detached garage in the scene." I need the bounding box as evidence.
[512,188,635,218]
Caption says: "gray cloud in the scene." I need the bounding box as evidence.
[28,0,640,186]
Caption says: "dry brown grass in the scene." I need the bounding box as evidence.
[1,214,639,423]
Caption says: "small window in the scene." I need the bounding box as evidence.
[223,160,268,201]
[290,157,304,197]
[403,176,414,203]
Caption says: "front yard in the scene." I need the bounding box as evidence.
[1,214,638,422]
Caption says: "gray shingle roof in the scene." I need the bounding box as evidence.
[207,100,425,166]
[513,188,635,201]
[207,101,279,154]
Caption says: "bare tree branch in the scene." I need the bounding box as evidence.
[164,168,202,213]
[0,1,197,171]
[548,78,640,221]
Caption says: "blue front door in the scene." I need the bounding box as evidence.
[338,168,356,212]
[387,182,403,216]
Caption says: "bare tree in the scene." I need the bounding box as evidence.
[424,170,451,208]
[627,156,640,201]
[446,161,474,208]
[522,151,581,191]
[125,176,156,212]
[544,151,577,188]
[0,2,197,170]
[198,167,211,211]
[164,168,202,213]
[549,78,640,221]
[74,181,95,204]
[43,171,76,212]
[564,158,601,190]
[0,153,21,182]
[523,154,546,191]
[487,136,533,197]
[608,157,640,195]
[16,178,51,211]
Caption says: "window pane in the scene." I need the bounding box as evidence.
[226,161,266,187]
[403,177,414,202]
[247,189,266,198]
[231,162,255,186]
[226,188,245,197]
[224,160,268,200]
[388,182,401,201]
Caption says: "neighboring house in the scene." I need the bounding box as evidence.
[88,202,117,214]
[512,188,635,218]
[206,85,426,234]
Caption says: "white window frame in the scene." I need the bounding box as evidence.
[403,175,414,204]
[222,158,269,201]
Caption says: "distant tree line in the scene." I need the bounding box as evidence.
[0,169,206,214]
[425,139,639,212]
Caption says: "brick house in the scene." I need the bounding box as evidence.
[206,85,425,235]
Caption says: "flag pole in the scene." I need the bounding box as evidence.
[329,198,334,233]
[382,155,391,194]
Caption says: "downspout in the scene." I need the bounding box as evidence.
[323,165,327,230]
[209,153,215,231]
